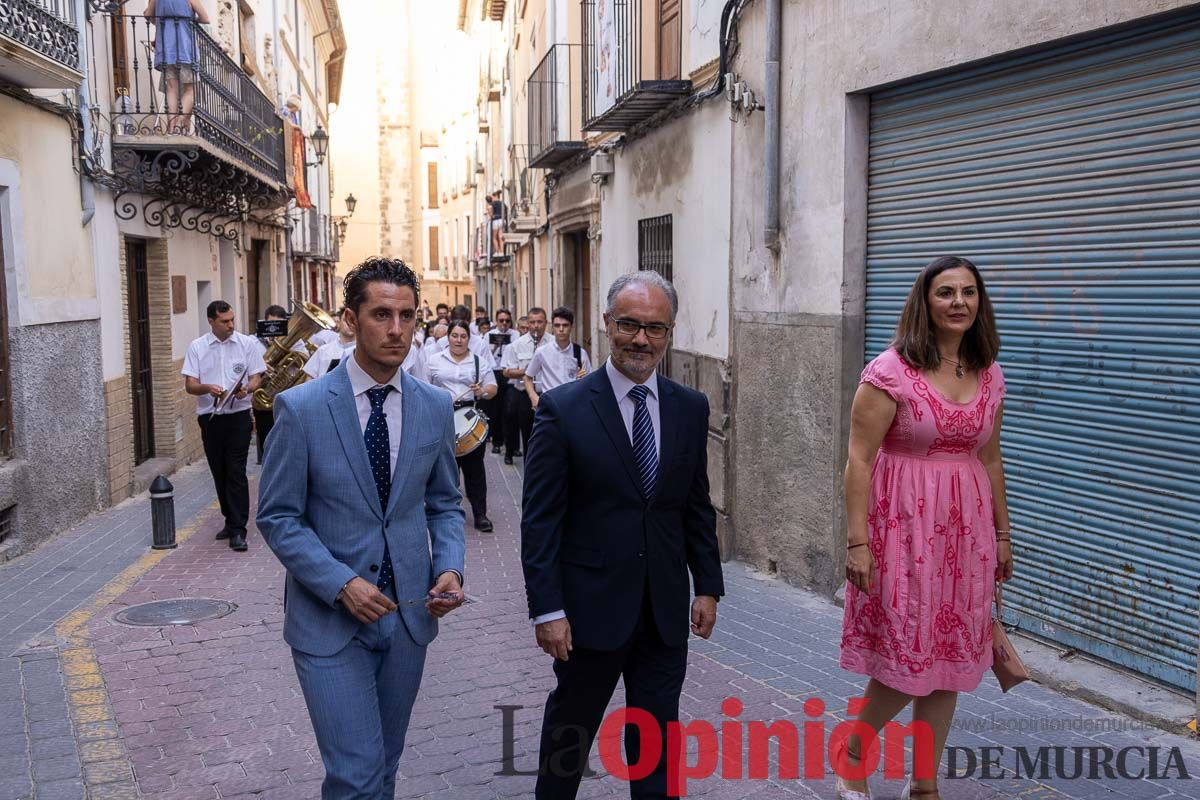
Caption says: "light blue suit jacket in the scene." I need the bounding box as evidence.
[257,364,466,657]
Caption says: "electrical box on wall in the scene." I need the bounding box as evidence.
[590,152,614,181]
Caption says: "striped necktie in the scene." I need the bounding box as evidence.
[628,384,658,498]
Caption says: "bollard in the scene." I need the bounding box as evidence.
[150,475,177,550]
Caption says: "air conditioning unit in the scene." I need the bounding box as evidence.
[590,152,614,180]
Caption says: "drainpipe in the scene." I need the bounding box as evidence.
[763,0,781,252]
[76,0,95,226]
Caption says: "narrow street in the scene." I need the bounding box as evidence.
[1,457,1197,799]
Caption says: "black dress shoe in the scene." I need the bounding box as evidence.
[491,444,501,454]
[512,449,523,457]
[229,531,248,551]
[475,516,494,532]
[215,527,231,540]
[503,455,514,465]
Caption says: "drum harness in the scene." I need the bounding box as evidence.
[452,355,482,411]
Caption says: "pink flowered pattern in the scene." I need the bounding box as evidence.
[840,348,1006,696]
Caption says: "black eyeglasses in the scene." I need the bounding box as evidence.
[611,318,673,339]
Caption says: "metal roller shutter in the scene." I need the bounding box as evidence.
[864,10,1200,691]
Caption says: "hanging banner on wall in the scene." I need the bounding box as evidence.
[594,0,618,119]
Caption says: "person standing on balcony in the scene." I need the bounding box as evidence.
[145,0,209,135]
[490,191,506,256]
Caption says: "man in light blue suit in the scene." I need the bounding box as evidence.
[258,257,466,799]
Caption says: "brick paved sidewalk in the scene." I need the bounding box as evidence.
[4,453,1199,799]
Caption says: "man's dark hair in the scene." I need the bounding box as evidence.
[436,303,449,312]
[551,306,575,325]
[450,304,471,322]
[264,304,288,319]
[495,307,512,321]
[475,305,487,314]
[207,300,232,319]
[343,256,421,312]
[477,316,492,328]
[527,306,547,319]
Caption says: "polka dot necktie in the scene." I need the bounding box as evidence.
[628,384,658,499]
[365,385,395,591]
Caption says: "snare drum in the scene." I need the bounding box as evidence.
[453,406,490,458]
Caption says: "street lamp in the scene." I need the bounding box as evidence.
[335,192,356,244]
[306,124,329,166]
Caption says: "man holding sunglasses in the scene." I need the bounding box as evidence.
[520,271,724,799]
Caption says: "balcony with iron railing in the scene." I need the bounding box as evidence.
[290,208,338,262]
[0,0,82,87]
[528,44,587,169]
[103,13,287,189]
[581,0,690,131]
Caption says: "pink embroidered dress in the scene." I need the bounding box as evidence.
[840,347,1006,696]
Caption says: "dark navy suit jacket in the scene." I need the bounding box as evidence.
[520,365,724,651]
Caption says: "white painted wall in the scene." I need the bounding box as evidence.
[686,0,725,75]
[597,101,731,360]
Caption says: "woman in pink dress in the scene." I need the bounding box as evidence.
[837,256,1014,800]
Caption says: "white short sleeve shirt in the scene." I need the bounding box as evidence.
[182,331,267,415]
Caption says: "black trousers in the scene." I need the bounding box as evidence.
[536,593,688,799]
[455,442,488,520]
[198,410,252,534]
[488,371,509,448]
[505,385,533,457]
[253,408,274,465]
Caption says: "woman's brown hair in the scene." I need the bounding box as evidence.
[890,256,1000,371]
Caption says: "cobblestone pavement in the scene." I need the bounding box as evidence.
[1,452,1198,799]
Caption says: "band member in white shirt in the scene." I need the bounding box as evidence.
[425,321,498,532]
[469,305,487,336]
[523,306,592,408]
[182,301,267,551]
[426,305,492,362]
[303,307,357,379]
[486,309,517,454]
[499,307,547,464]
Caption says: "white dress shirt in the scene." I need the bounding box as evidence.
[310,328,340,348]
[402,343,429,383]
[426,349,497,402]
[182,331,267,415]
[525,340,593,394]
[345,352,404,475]
[499,332,548,387]
[303,338,357,378]
[533,358,661,626]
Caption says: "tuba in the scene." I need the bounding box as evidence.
[252,301,338,411]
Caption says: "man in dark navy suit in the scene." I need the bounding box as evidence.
[521,271,725,799]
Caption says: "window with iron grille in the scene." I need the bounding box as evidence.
[637,214,673,375]
[637,214,673,282]
[0,222,11,457]
[0,505,12,545]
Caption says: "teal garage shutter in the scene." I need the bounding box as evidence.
[864,10,1200,691]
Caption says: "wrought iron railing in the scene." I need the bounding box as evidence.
[291,207,337,261]
[581,0,686,131]
[105,14,285,183]
[0,0,81,72]
[528,44,585,168]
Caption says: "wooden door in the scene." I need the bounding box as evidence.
[657,0,682,81]
[125,238,155,464]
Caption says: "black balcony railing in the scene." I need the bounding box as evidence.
[0,0,81,75]
[291,208,338,261]
[581,0,689,131]
[528,44,586,169]
[106,14,285,183]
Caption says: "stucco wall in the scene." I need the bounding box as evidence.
[725,0,1198,595]
[0,98,98,318]
[598,102,731,361]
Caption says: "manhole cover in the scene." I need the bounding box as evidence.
[113,598,236,627]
